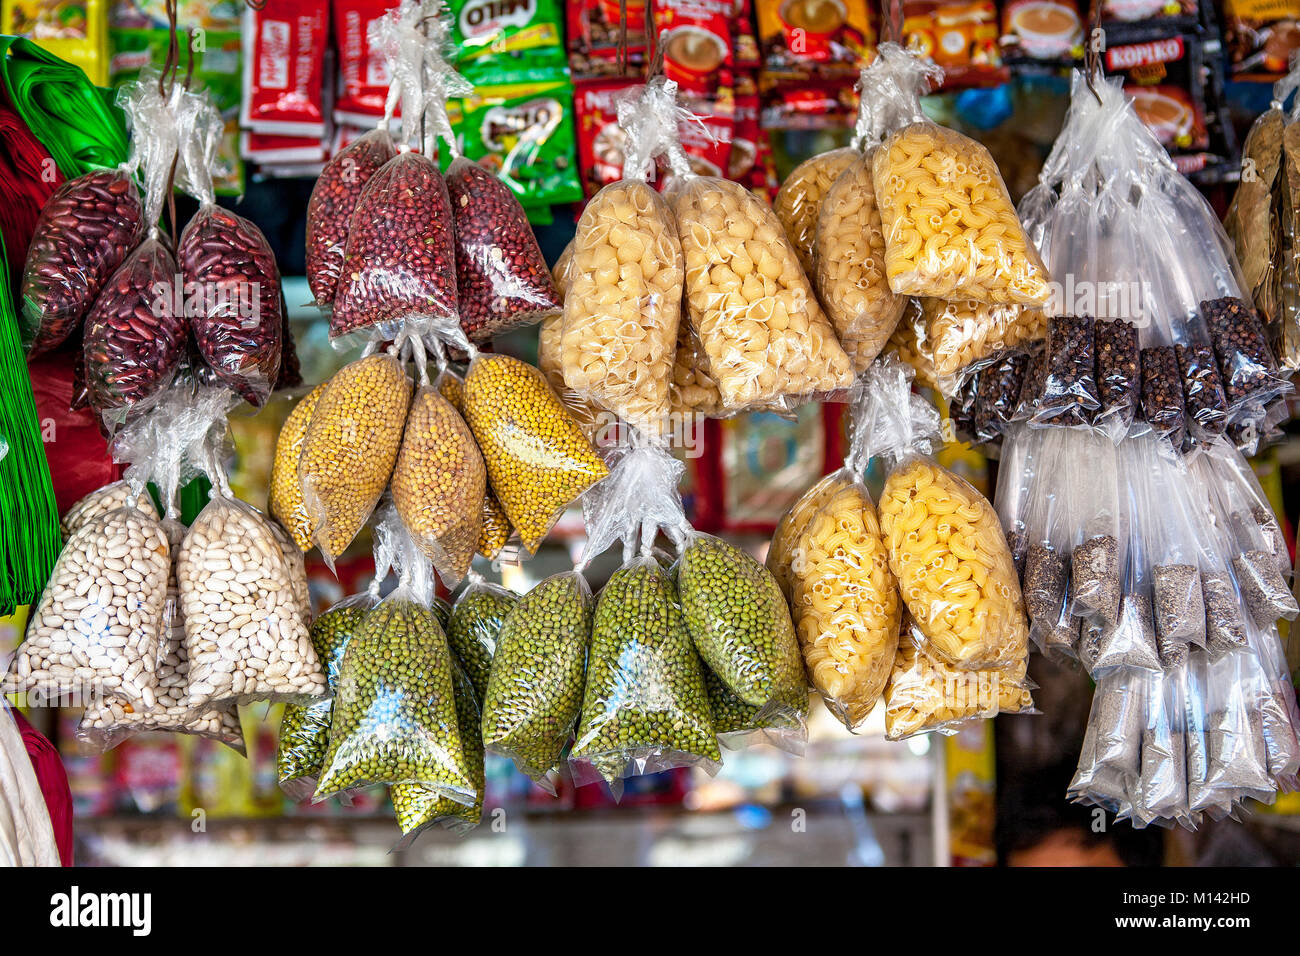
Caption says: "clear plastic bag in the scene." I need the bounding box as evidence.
[570,556,720,793]
[766,471,842,603]
[60,480,156,539]
[971,350,1031,444]
[305,128,397,308]
[922,299,1047,398]
[1069,673,1144,814]
[1093,319,1140,437]
[1203,650,1274,804]
[446,574,518,704]
[1133,667,1189,828]
[705,666,809,756]
[269,384,325,552]
[867,43,1049,306]
[277,589,376,800]
[1033,314,1099,427]
[537,313,606,444]
[481,570,592,789]
[297,350,412,568]
[462,352,609,554]
[668,318,724,419]
[1145,441,1206,653]
[1020,433,1073,655]
[883,619,1034,741]
[865,357,1028,672]
[882,301,938,393]
[673,174,854,413]
[1139,345,1186,446]
[1068,432,1122,624]
[179,491,327,710]
[20,168,144,357]
[3,504,169,707]
[391,375,486,587]
[774,146,857,275]
[447,155,560,343]
[676,531,803,709]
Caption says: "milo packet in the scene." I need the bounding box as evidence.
[450,0,567,72]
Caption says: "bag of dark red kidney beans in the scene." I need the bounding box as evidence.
[20,167,145,357]
[305,128,397,309]
[445,156,560,345]
[173,88,283,407]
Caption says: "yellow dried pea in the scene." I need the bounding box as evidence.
[463,353,609,554]
[877,456,1028,671]
[391,387,486,583]
[920,297,1047,391]
[270,384,326,551]
[561,181,683,436]
[672,176,854,412]
[298,354,411,565]
[773,147,857,275]
[437,371,514,559]
[813,154,908,373]
[872,123,1050,305]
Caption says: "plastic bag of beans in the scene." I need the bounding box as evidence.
[704,666,809,756]
[77,516,245,755]
[298,350,412,568]
[561,79,688,436]
[20,167,144,357]
[769,382,901,729]
[305,128,397,308]
[60,480,157,538]
[277,587,377,799]
[313,574,475,804]
[672,173,855,413]
[462,352,609,554]
[867,44,1050,306]
[883,618,1034,740]
[570,556,721,794]
[2,502,170,707]
[446,573,518,702]
[391,368,486,587]
[774,147,857,276]
[179,481,328,711]
[269,384,326,552]
[434,368,515,559]
[446,156,560,344]
[677,532,803,709]
[865,356,1029,672]
[482,570,593,789]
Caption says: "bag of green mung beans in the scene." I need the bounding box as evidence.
[447,573,519,702]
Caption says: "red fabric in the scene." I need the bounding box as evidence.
[11,710,74,866]
[0,91,61,294]
[28,350,121,515]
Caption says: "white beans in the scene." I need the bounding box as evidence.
[61,480,157,538]
[5,508,169,704]
[179,496,327,710]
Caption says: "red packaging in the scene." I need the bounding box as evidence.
[241,130,329,164]
[1106,36,1210,158]
[652,0,735,93]
[241,0,330,137]
[673,88,736,183]
[28,351,120,515]
[574,75,640,199]
[333,0,400,125]
[728,76,760,179]
[902,0,1007,90]
[732,0,760,69]
[567,0,649,77]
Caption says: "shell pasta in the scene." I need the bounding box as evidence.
[878,456,1028,670]
[873,124,1049,306]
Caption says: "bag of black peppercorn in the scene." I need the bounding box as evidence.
[481,570,593,790]
[446,156,561,344]
[20,166,144,357]
[1138,345,1186,448]
[1093,319,1139,440]
[306,128,397,309]
[1032,314,1099,427]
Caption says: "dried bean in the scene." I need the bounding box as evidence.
[330,152,458,338]
[446,157,559,343]
[391,388,486,585]
[297,354,412,564]
[61,480,156,539]
[1175,342,1227,438]
[21,169,144,356]
[447,581,518,703]
[305,129,396,306]
[178,205,283,406]
[1094,319,1139,421]
[463,354,609,554]
[705,667,809,755]
[1139,346,1186,444]
[83,237,187,426]
[269,384,326,552]
[1203,296,1278,405]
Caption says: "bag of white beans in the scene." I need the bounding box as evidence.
[3,504,170,708]
[60,479,158,539]
[179,493,327,711]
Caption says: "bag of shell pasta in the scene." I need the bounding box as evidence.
[774,146,857,276]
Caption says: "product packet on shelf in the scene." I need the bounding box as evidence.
[240,0,329,138]
[766,379,901,730]
[863,355,1030,673]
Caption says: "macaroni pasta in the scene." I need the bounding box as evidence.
[773,147,858,275]
[921,297,1047,393]
[768,471,847,602]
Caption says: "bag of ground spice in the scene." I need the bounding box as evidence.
[1067,432,1122,625]
[1132,666,1190,828]
[1143,440,1207,655]
[1020,432,1075,657]
[1202,649,1274,805]
[992,424,1041,576]
[1068,673,1144,817]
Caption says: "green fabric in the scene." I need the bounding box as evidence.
[0,36,129,178]
[0,233,61,615]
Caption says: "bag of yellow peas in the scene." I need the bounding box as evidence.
[670,138,854,414]
[773,147,858,276]
[435,368,513,561]
[883,618,1035,740]
[864,355,1030,672]
[463,348,609,554]
[766,383,901,731]
[560,79,687,438]
[868,43,1050,307]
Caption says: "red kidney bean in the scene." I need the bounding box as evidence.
[305,129,396,307]
[178,204,283,407]
[330,151,459,339]
[83,237,187,425]
[445,157,560,344]
[21,169,144,357]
